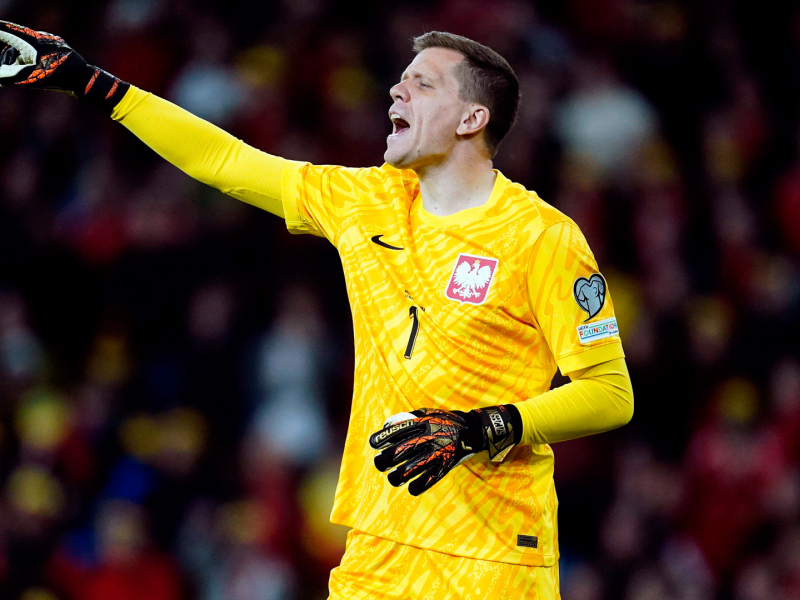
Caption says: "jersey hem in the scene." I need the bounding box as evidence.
[331,519,558,567]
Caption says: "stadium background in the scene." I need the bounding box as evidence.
[0,0,799,598]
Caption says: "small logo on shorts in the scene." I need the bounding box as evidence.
[517,535,538,549]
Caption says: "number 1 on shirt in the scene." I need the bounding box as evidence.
[404,306,420,359]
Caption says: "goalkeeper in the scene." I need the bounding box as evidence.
[1,21,633,599]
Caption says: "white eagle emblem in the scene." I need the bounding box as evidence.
[453,260,493,299]
[445,253,499,305]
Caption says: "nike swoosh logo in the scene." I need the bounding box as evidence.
[371,235,404,251]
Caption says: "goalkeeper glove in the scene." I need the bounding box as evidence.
[0,21,128,113]
[369,405,522,496]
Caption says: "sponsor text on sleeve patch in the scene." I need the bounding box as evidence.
[577,317,619,345]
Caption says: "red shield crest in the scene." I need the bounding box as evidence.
[445,253,499,305]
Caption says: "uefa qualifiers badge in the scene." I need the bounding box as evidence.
[573,273,607,320]
[445,253,499,305]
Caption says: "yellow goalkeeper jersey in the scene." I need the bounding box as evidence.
[282,163,624,567]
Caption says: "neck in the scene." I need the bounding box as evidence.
[415,149,496,218]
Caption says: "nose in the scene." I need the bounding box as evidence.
[390,80,408,103]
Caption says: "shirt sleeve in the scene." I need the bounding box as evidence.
[527,220,624,375]
[281,162,379,243]
[514,357,634,445]
[113,86,374,242]
[113,86,293,217]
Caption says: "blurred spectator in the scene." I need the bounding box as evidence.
[556,57,658,177]
[249,286,331,467]
[79,499,181,600]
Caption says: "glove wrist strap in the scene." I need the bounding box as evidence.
[72,64,130,115]
[472,405,522,463]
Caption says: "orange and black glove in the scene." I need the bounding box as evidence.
[369,405,522,496]
[0,20,128,113]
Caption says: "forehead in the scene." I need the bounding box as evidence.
[402,47,465,82]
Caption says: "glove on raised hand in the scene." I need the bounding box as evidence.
[369,405,521,496]
[0,21,128,113]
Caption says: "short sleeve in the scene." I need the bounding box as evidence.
[281,162,375,242]
[527,221,624,375]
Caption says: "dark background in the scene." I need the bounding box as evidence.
[0,0,799,599]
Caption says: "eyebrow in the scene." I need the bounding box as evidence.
[400,69,438,82]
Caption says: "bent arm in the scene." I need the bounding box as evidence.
[112,86,298,217]
[514,357,633,445]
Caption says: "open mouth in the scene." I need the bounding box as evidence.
[389,113,410,137]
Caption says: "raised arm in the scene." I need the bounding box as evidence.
[0,20,293,217]
[112,87,294,217]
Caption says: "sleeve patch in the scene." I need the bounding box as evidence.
[577,317,619,344]
[573,273,606,320]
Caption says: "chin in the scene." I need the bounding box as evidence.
[385,147,422,171]
[385,134,421,168]
[384,149,407,169]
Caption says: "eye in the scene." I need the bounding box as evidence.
[418,81,431,89]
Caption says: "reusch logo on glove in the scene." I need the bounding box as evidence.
[370,419,415,447]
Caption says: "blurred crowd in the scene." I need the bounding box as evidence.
[0,0,799,599]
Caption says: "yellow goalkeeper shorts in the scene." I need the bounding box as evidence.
[328,530,561,600]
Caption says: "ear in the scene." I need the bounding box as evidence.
[456,104,490,138]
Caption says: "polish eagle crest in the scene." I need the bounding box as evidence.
[445,254,499,305]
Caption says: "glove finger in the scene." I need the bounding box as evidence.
[408,462,450,496]
[369,418,424,450]
[0,62,33,82]
[371,408,439,450]
[374,434,435,472]
[0,21,37,41]
[387,452,442,488]
[374,448,399,472]
[1,44,17,64]
[0,21,61,44]
[0,27,38,72]
[386,465,409,487]
[406,448,469,496]
[399,451,440,483]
